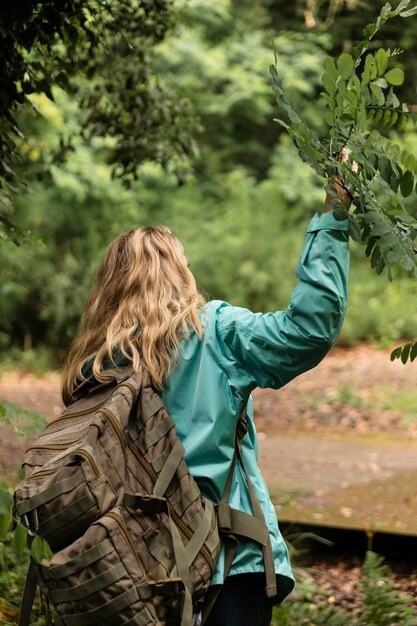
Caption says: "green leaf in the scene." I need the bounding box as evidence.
[14,522,27,556]
[397,113,408,130]
[373,109,384,125]
[31,535,53,563]
[375,256,386,274]
[399,5,417,16]
[390,346,402,361]
[365,237,376,257]
[410,342,417,362]
[347,89,358,107]
[386,248,401,263]
[396,0,411,12]
[401,343,412,364]
[375,48,389,75]
[401,255,416,271]
[379,231,397,248]
[378,155,392,181]
[375,77,388,88]
[324,56,338,80]
[348,219,362,242]
[389,172,400,192]
[402,151,416,171]
[385,67,405,85]
[338,53,354,79]
[371,245,381,267]
[386,87,400,108]
[363,22,377,40]
[362,55,377,84]
[371,222,391,236]
[400,170,414,197]
[324,111,334,126]
[381,1,395,16]
[321,92,334,108]
[389,110,399,126]
[0,511,11,540]
[0,487,12,513]
[370,83,385,106]
[382,109,392,125]
[321,72,336,96]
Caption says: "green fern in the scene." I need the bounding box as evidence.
[357,551,416,626]
[273,550,416,626]
[273,602,353,626]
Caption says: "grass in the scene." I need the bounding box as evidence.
[377,387,417,422]
[308,382,417,427]
[0,347,58,377]
[0,399,47,437]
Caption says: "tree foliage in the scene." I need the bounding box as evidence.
[0,0,199,241]
[1,0,417,358]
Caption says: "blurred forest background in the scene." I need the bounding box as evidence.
[1,0,417,371]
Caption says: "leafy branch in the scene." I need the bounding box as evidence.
[390,341,417,363]
[270,0,417,282]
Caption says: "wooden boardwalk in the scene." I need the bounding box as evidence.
[259,430,417,536]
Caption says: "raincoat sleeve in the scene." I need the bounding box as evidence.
[215,211,350,390]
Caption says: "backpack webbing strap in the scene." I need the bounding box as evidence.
[18,558,38,626]
[153,439,185,497]
[202,411,277,624]
[185,499,214,567]
[43,539,114,580]
[16,471,86,515]
[54,580,178,626]
[49,562,127,603]
[55,606,151,626]
[169,514,194,626]
[232,428,277,598]
[233,432,277,597]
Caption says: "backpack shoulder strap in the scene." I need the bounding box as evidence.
[18,559,38,626]
[203,406,277,623]
[71,366,134,403]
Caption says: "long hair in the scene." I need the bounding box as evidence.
[62,226,206,405]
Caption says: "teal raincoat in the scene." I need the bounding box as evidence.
[161,211,350,601]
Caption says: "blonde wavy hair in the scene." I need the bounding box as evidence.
[62,226,206,405]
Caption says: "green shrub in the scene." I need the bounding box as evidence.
[273,551,416,626]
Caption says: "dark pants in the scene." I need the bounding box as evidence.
[204,574,274,626]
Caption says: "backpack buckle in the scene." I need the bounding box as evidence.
[124,493,168,514]
[216,502,232,534]
[22,509,39,537]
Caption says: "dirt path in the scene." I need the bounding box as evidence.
[1,344,416,483]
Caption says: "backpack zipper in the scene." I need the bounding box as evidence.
[100,408,125,450]
[72,448,100,477]
[25,446,101,479]
[52,379,137,424]
[128,441,214,576]
[105,510,145,571]
[28,443,68,451]
[52,399,110,423]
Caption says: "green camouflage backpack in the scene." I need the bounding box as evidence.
[14,366,276,626]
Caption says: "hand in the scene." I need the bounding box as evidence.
[323,148,358,213]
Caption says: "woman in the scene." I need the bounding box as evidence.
[62,180,351,626]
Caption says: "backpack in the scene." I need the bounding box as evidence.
[14,366,276,626]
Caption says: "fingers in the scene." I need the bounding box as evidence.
[340,147,358,172]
